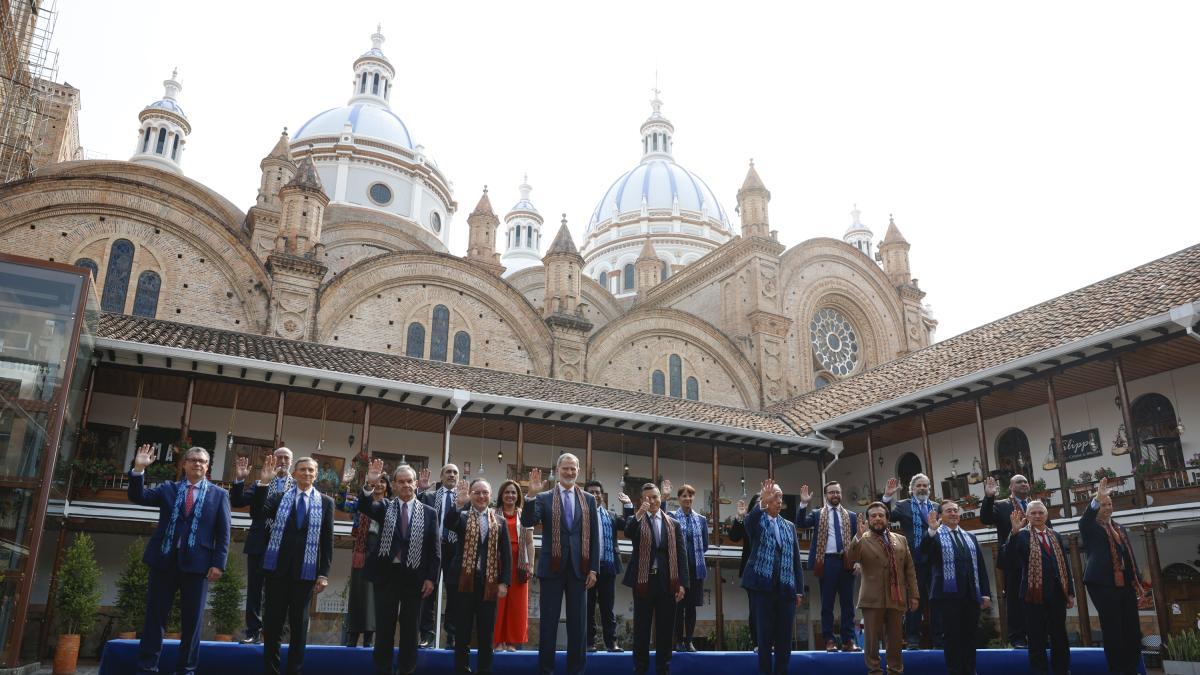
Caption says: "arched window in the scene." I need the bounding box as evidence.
[100,239,135,313]
[651,370,665,395]
[896,452,923,498]
[526,226,533,247]
[668,354,682,398]
[995,428,1033,483]
[685,376,699,401]
[372,72,380,95]
[131,271,161,317]
[360,73,367,93]
[171,135,179,161]
[384,80,389,99]
[74,258,98,279]
[623,263,635,292]
[1132,393,1183,468]
[814,375,830,390]
[596,270,606,284]
[155,128,167,154]
[452,331,471,365]
[405,323,425,358]
[141,128,151,153]
[514,227,521,247]
[430,305,450,361]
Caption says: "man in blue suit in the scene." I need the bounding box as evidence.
[920,500,992,675]
[621,482,689,675]
[882,473,943,648]
[230,447,293,644]
[742,480,804,675]
[796,480,861,652]
[128,444,231,675]
[521,453,600,675]
[585,480,626,653]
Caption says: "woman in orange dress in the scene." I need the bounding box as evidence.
[493,479,534,651]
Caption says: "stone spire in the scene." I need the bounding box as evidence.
[466,186,504,275]
[635,238,663,296]
[276,156,328,256]
[640,87,675,159]
[543,215,586,317]
[500,175,544,276]
[879,214,912,286]
[256,127,296,209]
[737,160,771,239]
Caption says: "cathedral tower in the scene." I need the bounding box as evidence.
[130,69,190,174]
[500,176,544,276]
[542,217,591,381]
[466,187,504,275]
[843,205,873,257]
[736,160,771,239]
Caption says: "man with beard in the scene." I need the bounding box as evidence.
[797,481,862,652]
[521,454,600,675]
[882,474,942,648]
[922,501,991,675]
[417,463,462,648]
[584,480,627,653]
[622,482,688,675]
[664,482,708,652]
[232,447,293,644]
[743,480,804,675]
[1000,501,1075,675]
[981,474,1049,648]
[847,502,919,675]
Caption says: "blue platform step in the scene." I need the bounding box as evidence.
[99,639,1142,674]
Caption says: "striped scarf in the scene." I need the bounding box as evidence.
[873,530,903,604]
[750,514,797,595]
[262,476,293,531]
[674,509,708,581]
[378,498,425,569]
[1099,516,1141,588]
[162,479,209,555]
[814,504,852,577]
[263,487,323,581]
[599,509,614,570]
[459,507,502,600]
[635,512,680,599]
[937,525,982,602]
[1025,527,1069,604]
[550,485,591,576]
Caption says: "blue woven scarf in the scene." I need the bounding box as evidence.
[937,525,981,602]
[263,487,323,581]
[911,499,928,555]
[750,514,795,594]
[161,479,209,555]
[674,509,708,580]
[599,508,614,569]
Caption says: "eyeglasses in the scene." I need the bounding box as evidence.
[185,458,209,464]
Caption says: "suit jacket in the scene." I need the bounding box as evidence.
[726,495,759,577]
[885,496,937,563]
[740,505,805,597]
[981,495,1051,568]
[1078,499,1139,588]
[360,490,442,585]
[230,476,293,555]
[443,506,513,589]
[251,488,334,580]
[521,485,601,580]
[596,507,627,576]
[419,485,460,560]
[668,508,709,580]
[919,526,991,601]
[846,529,919,610]
[128,471,231,575]
[796,503,859,570]
[620,509,690,593]
[999,528,1076,601]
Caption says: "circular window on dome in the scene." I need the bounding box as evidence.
[809,308,860,377]
[430,211,442,233]
[368,182,393,206]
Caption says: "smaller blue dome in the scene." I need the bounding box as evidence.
[146,99,186,118]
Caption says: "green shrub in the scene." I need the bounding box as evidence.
[210,555,244,635]
[115,538,149,633]
[1164,630,1200,662]
[55,533,102,635]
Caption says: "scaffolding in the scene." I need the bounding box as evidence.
[0,0,59,184]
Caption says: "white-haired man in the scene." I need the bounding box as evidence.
[232,447,294,644]
[883,473,941,648]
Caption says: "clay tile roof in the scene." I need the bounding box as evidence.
[769,242,1200,433]
[96,314,797,437]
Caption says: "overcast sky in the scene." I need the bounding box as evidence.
[52,1,1199,340]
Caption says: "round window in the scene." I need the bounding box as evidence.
[809,307,860,377]
[368,182,393,205]
[430,211,442,233]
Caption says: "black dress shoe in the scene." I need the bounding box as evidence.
[418,633,433,649]
[238,632,262,645]
[686,641,697,653]
[607,643,624,653]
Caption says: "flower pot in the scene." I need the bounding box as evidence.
[214,634,234,642]
[1162,660,1200,675]
[53,634,80,675]
[116,631,137,639]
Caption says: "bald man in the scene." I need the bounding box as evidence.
[418,463,461,648]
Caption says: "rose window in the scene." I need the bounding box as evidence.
[810,308,860,377]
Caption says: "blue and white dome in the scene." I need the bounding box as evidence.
[294,103,414,149]
[131,69,190,175]
[588,158,729,231]
[146,98,186,118]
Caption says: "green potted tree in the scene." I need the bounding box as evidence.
[209,555,244,641]
[166,590,182,639]
[114,538,148,639]
[1163,629,1200,675]
[53,533,102,675]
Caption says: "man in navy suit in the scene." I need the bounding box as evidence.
[230,447,293,643]
[796,480,861,652]
[882,473,943,648]
[521,453,600,675]
[361,460,442,675]
[585,480,626,653]
[726,494,760,652]
[127,444,231,675]
[416,463,462,648]
[920,500,992,675]
[1000,501,1075,675]
[980,473,1046,647]
[742,480,805,675]
[621,482,689,675]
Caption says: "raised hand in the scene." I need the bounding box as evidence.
[799,484,812,504]
[661,479,673,497]
[617,492,632,506]
[342,464,356,484]
[984,476,997,497]
[417,467,431,491]
[1096,476,1109,499]
[234,455,251,481]
[1009,509,1027,532]
[736,499,747,517]
[884,477,899,498]
[134,444,156,470]
[456,480,470,507]
[258,461,276,484]
[759,479,776,504]
[365,458,384,486]
[528,467,545,494]
[637,495,650,518]
[927,507,940,530]
[857,513,867,537]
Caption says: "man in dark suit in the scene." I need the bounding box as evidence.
[980,473,1045,648]
[726,494,759,652]
[251,457,334,675]
[1079,477,1145,675]
[882,473,943,648]
[127,444,231,675]
[585,480,626,653]
[442,478,512,675]
[1000,500,1075,675]
[361,460,441,675]
[621,482,689,675]
[796,480,861,652]
[416,463,462,648]
[521,453,600,675]
[231,447,293,644]
[920,500,992,675]
[741,480,804,675]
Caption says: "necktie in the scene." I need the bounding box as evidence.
[399,501,409,541]
[296,493,307,530]
[952,529,965,557]
[185,484,195,517]
[832,510,843,552]
[563,488,573,526]
[1039,530,1051,556]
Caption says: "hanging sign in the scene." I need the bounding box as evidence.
[1051,428,1103,463]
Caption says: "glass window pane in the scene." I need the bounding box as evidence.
[100,239,134,313]
[686,376,699,401]
[405,323,425,358]
[669,354,682,398]
[132,270,161,317]
[452,331,470,365]
[430,305,449,361]
[651,370,665,395]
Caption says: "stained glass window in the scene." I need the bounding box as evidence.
[100,239,135,313]
[141,128,151,153]
[452,331,470,365]
[809,307,860,377]
[430,305,450,361]
[668,354,682,398]
[686,376,699,401]
[652,370,665,395]
[132,270,161,317]
[405,323,425,358]
[155,128,167,155]
[624,264,635,292]
[74,258,98,279]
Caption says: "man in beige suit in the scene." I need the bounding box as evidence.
[847,501,920,675]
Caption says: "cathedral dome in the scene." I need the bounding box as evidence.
[588,158,728,232]
[294,103,414,150]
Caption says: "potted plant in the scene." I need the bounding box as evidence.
[1135,458,1166,478]
[1188,453,1200,469]
[145,461,178,484]
[53,533,102,675]
[1163,629,1200,675]
[209,555,244,641]
[71,457,117,494]
[1077,470,1093,483]
[960,494,981,512]
[165,590,182,639]
[1094,466,1124,487]
[1031,478,1050,500]
[114,538,149,639]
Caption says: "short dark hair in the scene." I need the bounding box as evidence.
[677,484,696,497]
[584,480,603,492]
[823,481,840,493]
[866,501,888,517]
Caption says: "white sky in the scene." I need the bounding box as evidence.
[52,1,1200,340]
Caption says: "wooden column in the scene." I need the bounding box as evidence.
[1046,376,1073,518]
[865,430,877,500]
[1113,357,1147,507]
[976,396,1003,636]
[711,442,724,650]
[652,437,659,482]
[1067,535,1092,646]
[974,398,990,475]
[1143,526,1171,641]
[178,377,195,446]
[516,421,525,476]
[920,413,936,499]
[273,390,286,449]
[768,450,775,480]
[585,429,593,481]
[992,544,1006,642]
[361,402,372,457]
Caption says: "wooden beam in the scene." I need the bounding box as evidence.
[974,398,990,475]
[273,389,286,448]
[865,430,877,500]
[179,377,195,446]
[1113,357,1147,507]
[920,413,935,499]
[711,442,724,650]
[652,437,659,481]
[516,421,525,476]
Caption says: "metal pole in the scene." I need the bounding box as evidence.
[712,442,724,650]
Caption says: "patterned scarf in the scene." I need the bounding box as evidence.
[598,509,614,570]
[910,499,930,554]
[459,507,503,600]
[937,525,982,602]
[263,487,323,581]
[435,487,459,544]
[1025,526,1069,604]
[750,514,797,594]
[675,509,708,581]
[550,484,591,576]
[1099,515,1142,589]
[161,479,209,555]
[352,512,371,569]
[814,503,852,577]
[635,512,680,599]
[873,529,903,604]
[378,498,425,568]
[261,475,294,531]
